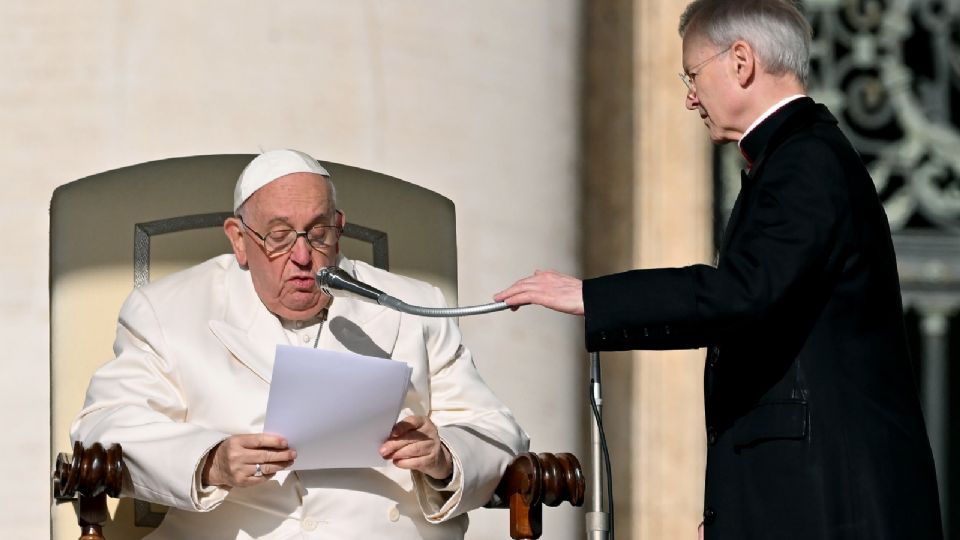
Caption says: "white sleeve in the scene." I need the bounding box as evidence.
[410,286,530,522]
[70,287,231,512]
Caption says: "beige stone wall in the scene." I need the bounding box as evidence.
[1,2,583,537]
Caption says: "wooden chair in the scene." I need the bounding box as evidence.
[49,155,583,540]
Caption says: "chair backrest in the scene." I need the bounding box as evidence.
[50,155,457,539]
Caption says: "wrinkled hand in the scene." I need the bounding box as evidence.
[379,416,452,480]
[202,433,297,488]
[494,270,585,316]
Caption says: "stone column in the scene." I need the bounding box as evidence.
[918,305,955,537]
[583,0,711,537]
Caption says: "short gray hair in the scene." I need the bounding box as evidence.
[679,0,812,87]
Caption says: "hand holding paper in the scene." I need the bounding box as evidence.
[264,345,413,470]
[380,415,453,480]
[202,433,296,488]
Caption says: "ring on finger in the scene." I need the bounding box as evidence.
[254,463,264,477]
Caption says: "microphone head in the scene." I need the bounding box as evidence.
[315,266,387,304]
[314,266,340,291]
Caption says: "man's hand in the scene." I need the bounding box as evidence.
[202,433,297,488]
[494,270,585,316]
[380,416,452,481]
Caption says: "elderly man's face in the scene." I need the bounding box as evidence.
[682,35,741,143]
[225,172,343,321]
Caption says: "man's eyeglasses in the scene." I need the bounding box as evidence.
[238,211,343,255]
[679,46,731,94]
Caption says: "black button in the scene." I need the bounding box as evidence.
[707,428,717,445]
[600,331,607,341]
[703,507,717,525]
[622,329,629,338]
[664,325,671,335]
[643,327,649,337]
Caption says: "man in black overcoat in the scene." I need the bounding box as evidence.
[495,0,943,538]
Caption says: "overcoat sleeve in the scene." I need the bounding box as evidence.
[584,137,846,352]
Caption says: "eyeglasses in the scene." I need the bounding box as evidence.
[679,46,731,94]
[238,211,343,255]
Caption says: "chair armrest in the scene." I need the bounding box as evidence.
[52,444,586,540]
[486,452,585,540]
[53,442,124,540]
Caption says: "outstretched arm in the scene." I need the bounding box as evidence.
[494,269,585,316]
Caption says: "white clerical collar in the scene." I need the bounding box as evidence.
[277,308,329,331]
[738,94,807,147]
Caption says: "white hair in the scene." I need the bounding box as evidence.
[679,0,812,87]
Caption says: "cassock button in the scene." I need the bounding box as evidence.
[707,428,717,446]
[301,517,318,531]
[388,504,401,522]
[600,331,607,341]
[703,507,717,525]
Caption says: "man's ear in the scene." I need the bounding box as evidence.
[223,217,248,267]
[731,39,755,87]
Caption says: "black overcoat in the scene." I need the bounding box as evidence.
[583,98,943,539]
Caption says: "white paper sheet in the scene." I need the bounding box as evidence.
[264,345,412,470]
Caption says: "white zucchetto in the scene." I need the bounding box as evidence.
[234,149,330,211]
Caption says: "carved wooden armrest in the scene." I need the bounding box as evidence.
[52,444,584,540]
[487,452,585,540]
[53,441,124,540]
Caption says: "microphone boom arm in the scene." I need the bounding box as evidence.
[316,266,509,317]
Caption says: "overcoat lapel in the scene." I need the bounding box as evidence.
[719,98,822,256]
[718,170,751,255]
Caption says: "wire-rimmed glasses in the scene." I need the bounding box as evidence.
[238,211,343,255]
[679,46,731,94]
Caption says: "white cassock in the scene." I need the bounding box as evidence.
[72,253,528,540]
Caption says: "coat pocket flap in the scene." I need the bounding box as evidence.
[733,400,808,448]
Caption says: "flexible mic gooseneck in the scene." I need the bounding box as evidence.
[315,266,509,317]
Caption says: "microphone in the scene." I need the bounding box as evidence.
[316,266,509,317]
[315,266,388,304]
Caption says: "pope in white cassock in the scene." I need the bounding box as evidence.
[72,149,528,540]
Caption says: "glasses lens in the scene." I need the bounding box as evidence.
[264,230,297,253]
[307,226,340,249]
